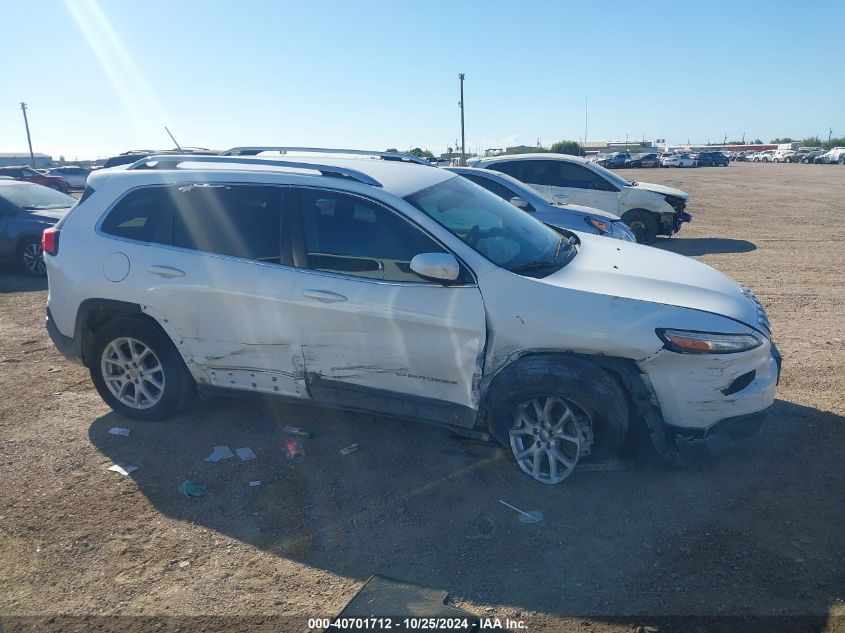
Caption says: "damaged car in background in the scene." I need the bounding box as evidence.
[466,152,692,244]
[43,147,780,485]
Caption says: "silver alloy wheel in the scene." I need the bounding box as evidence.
[100,337,165,410]
[508,396,586,484]
[22,242,46,275]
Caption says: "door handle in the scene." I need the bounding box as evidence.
[147,265,185,278]
[302,289,347,303]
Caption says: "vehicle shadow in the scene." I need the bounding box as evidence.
[0,265,47,293]
[653,237,757,256]
[88,396,845,619]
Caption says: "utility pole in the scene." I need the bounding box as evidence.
[20,102,36,168]
[458,73,466,165]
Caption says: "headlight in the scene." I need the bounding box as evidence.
[585,217,610,234]
[656,328,763,354]
[614,222,636,242]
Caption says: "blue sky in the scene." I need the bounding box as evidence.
[2,0,843,159]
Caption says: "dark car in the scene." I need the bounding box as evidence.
[625,153,660,168]
[0,165,70,192]
[598,153,631,169]
[0,181,75,275]
[696,151,730,167]
[102,147,218,169]
[800,150,826,164]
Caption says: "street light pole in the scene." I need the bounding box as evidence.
[584,97,588,157]
[458,73,466,165]
[20,102,36,168]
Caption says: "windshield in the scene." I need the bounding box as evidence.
[0,183,76,210]
[405,175,568,273]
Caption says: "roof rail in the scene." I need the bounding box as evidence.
[219,146,432,166]
[125,154,383,187]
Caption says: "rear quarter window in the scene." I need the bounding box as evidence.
[101,187,171,242]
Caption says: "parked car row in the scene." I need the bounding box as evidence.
[39,146,778,486]
[730,148,845,164]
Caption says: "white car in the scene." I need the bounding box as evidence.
[444,166,636,241]
[467,153,691,243]
[752,150,776,162]
[770,150,795,163]
[815,147,845,164]
[44,147,779,485]
[47,166,90,188]
[660,153,697,168]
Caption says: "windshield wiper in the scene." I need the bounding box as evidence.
[511,235,575,273]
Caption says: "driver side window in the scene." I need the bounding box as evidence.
[297,189,446,283]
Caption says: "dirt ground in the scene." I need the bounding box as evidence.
[1,162,844,633]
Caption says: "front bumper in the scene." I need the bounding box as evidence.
[667,405,772,461]
[640,340,779,430]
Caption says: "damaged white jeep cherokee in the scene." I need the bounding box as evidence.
[44,148,780,484]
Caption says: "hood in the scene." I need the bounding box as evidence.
[541,233,761,331]
[26,208,69,221]
[631,181,689,201]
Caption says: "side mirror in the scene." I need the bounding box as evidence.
[410,252,460,282]
[509,196,530,210]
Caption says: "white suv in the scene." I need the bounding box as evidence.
[44,148,780,484]
[467,153,691,243]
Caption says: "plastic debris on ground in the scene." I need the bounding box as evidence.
[283,426,314,439]
[284,438,305,463]
[107,464,138,476]
[203,445,234,462]
[248,480,262,487]
[235,447,256,461]
[498,499,543,524]
[108,427,131,437]
[339,443,358,456]
[178,480,208,498]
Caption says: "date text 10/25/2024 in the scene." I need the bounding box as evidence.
[313,617,528,630]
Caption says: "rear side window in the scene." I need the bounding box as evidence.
[172,185,282,263]
[102,184,283,264]
[462,173,520,203]
[101,187,170,242]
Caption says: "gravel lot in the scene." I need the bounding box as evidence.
[1,163,844,632]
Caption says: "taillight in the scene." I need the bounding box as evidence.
[42,227,59,256]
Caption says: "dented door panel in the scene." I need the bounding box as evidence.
[135,250,308,398]
[294,270,486,413]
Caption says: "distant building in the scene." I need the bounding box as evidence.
[582,140,654,155]
[0,152,53,168]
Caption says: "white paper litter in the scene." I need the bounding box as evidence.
[204,446,234,462]
[108,427,131,437]
[107,464,138,476]
[248,480,262,487]
[235,447,256,461]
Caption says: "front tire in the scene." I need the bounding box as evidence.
[89,317,193,421]
[622,209,658,243]
[487,356,629,485]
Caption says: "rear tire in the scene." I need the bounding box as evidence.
[486,355,629,484]
[89,317,194,421]
[622,209,658,243]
